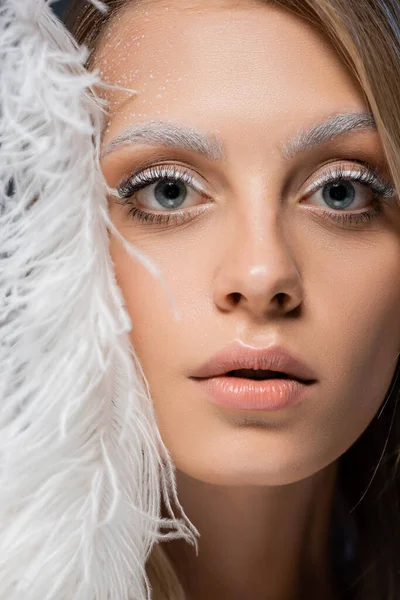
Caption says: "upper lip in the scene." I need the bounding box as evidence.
[191,342,317,382]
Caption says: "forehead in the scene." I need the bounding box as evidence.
[96,0,367,151]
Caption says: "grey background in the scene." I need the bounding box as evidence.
[52,0,71,19]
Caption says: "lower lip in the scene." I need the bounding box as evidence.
[192,376,314,411]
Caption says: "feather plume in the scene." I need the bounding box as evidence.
[0,1,199,598]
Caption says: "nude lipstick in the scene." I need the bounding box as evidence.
[190,342,317,411]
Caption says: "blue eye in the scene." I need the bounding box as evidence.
[152,179,188,209]
[115,160,396,228]
[116,164,209,226]
[322,180,356,209]
[302,162,395,227]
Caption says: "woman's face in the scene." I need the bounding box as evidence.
[99,0,400,486]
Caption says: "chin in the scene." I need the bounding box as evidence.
[173,450,329,488]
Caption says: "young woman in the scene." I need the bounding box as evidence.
[2,0,400,599]
[61,1,400,598]
[67,0,400,598]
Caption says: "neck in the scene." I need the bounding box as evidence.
[160,462,340,600]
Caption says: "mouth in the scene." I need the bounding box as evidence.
[225,369,293,380]
[221,369,309,383]
[190,343,318,383]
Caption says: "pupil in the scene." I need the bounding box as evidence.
[164,182,180,199]
[155,179,187,208]
[330,183,347,201]
[323,181,355,209]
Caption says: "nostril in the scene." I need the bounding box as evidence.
[230,292,241,304]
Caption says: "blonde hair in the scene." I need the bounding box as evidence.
[63,1,400,599]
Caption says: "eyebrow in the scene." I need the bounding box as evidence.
[281,110,376,159]
[101,120,226,161]
[101,110,377,161]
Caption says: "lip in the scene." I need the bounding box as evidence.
[192,376,314,411]
[190,341,318,383]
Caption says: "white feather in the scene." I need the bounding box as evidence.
[0,1,199,598]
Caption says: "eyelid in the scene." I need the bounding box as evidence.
[117,163,210,198]
[301,162,395,198]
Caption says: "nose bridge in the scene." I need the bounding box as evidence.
[213,204,303,316]
[238,210,298,288]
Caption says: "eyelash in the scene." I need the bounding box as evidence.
[116,162,396,228]
[116,164,207,227]
[304,163,395,226]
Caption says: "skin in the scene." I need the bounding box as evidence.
[97,1,400,598]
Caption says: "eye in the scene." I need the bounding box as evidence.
[115,163,211,226]
[114,159,396,229]
[301,162,395,227]
[119,163,208,201]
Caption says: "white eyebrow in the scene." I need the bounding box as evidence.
[281,110,377,159]
[101,111,377,162]
[101,120,226,161]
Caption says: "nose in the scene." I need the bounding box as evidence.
[213,212,303,320]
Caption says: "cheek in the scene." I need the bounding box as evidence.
[305,238,400,452]
[313,239,400,382]
[107,232,206,380]
[109,237,164,355]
